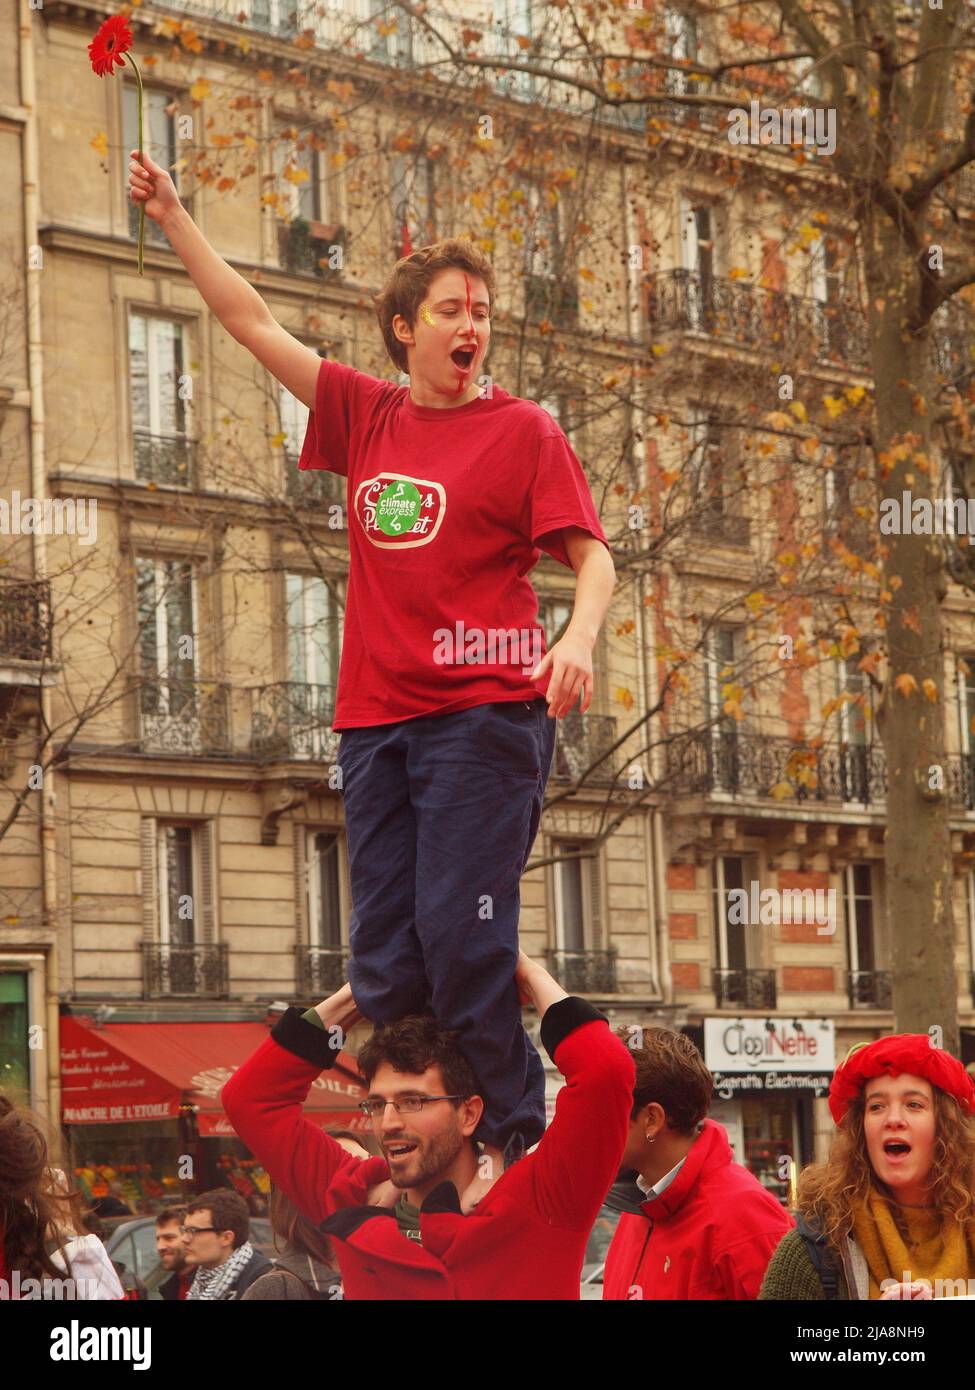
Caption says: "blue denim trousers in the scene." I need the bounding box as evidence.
[338,697,557,1153]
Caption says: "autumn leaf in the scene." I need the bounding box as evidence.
[789,400,807,422]
[217,177,235,192]
[770,780,795,800]
[270,431,286,448]
[764,410,792,430]
[190,77,211,102]
[651,343,667,356]
[922,679,939,703]
[823,394,845,417]
[616,686,634,712]
[728,266,750,280]
[845,385,866,405]
[894,673,919,698]
[91,130,109,159]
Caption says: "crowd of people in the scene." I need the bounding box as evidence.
[4,969,974,1301]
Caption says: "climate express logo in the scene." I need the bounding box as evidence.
[354,472,446,549]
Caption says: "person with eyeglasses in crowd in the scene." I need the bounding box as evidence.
[180,1189,272,1301]
[221,951,635,1300]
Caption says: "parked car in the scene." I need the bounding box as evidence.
[100,1215,275,1300]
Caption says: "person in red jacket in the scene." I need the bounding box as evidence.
[221,952,634,1300]
[602,1026,793,1300]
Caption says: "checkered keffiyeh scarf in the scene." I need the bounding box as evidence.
[187,1240,255,1301]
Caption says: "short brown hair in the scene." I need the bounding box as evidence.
[186,1189,250,1249]
[356,1015,478,1102]
[619,1026,714,1135]
[155,1205,186,1229]
[373,237,497,374]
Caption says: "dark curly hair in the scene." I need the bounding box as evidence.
[373,237,497,374]
[356,1015,479,1102]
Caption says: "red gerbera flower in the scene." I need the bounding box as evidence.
[88,14,133,77]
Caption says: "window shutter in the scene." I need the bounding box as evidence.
[198,822,217,945]
[587,847,604,950]
[140,818,158,942]
[294,826,308,945]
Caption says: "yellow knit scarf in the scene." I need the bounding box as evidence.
[852,1188,975,1299]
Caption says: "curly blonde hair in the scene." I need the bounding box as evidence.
[798,1087,975,1250]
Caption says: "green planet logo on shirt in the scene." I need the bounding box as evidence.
[376,480,422,536]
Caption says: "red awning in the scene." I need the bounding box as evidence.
[60,1015,369,1133]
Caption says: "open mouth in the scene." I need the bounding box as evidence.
[386,1142,418,1162]
[450,346,476,371]
[883,1140,912,1158]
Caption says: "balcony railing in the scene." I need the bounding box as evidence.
[713,968,777,1009]
[545,948,618,994]
[645,269,870,371]
[133,432,196,489]
[284,458,345,507]
[0,580,52,662]
[277,219,347,279]
[669,730,975,812]
[142,943,228,998]
[847,970,892,1009]
[296,944,350,997]
[552,712,617,784]
[252,682,339,763]
[139,677,231,756]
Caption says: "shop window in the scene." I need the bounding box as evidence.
[0,970,30,1100]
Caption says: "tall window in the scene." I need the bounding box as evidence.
[836,655,870,802]
[704,625,742,792]
[247,0,299,35]
[525,180,561,282]
[128,314,192,487]
[391,151,435,256]
[552,840,606,991]
[272,121,322,224]
[845,863,887,1006]
[810,232,849,361]
[308,830,343,949]
[285,573,342,758]
[368,0,414,62]
[958,654,975,806]
[664,6,699,97]
[712,855,771,1007]
[159,824,195,951]
[489,0,534,98]
[689,410,725,534]
[679,199,721,328]
[123,87,183,246]
[137,558,198,743]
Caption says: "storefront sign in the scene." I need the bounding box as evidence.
[60,1017,180,1123]
[712,1071,833,1100]
[705,1017,836,1072]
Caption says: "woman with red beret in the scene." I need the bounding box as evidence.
[759,1033,975,1299]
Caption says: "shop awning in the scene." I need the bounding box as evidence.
[60,1015,368,1133]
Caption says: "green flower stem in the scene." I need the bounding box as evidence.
[125,52,145,276]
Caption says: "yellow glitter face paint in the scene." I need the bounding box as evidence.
[419,304,437,328]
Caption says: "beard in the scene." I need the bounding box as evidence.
[386,1124,467,1190]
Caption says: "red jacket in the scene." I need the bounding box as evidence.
[222,999,634,1300]
[602,1119,794,1300]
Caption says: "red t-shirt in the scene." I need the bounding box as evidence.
[297,360,609,729]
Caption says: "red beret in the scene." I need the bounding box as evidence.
[829,1033,975,1125]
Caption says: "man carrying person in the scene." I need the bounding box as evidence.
[128,150,616,1178]
[221,953,634,1300]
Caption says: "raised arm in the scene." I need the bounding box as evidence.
[129,150,322,409]
[221,983,379,1222]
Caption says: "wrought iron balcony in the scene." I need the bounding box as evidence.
[552,712,617,784]
[142,942,229,999]
[138,677,231,756]
[296,944,350,998]
[284,457,345,507]
[251,681,339,763]
[133,431,196,489]
[668,730,975,813]
[525,273,579,328]
[277,219,346,279]
[644,269,870,371]
[0,580,52,662]
[545,948,618,994]
[713,968,777,1009]
[847,970,892,1009]
[667,731,885,806]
